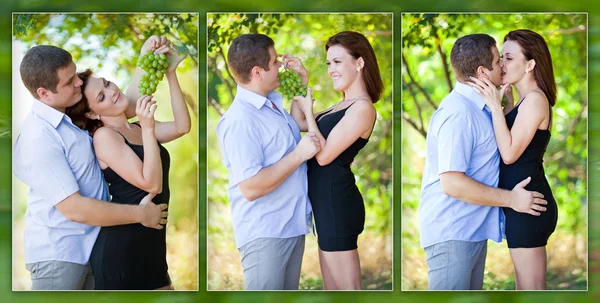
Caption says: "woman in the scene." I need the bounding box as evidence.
[469,29,558,290]
[65,38,190,290]
[285,31,383,290]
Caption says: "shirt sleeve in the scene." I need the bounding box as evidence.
[13,134,79,206]
[434,111,474,174]
[216,118,265,186]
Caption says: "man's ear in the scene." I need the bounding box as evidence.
[476,66,485,77]
[36,87,50,101]
[250,66,261,81]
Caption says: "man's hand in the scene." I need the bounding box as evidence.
[138,193,168,229]
[508,177,548,216]
[293,132,320,161]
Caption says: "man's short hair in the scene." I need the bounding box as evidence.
[20,45,73,99]
[450,34,497,82]
[227,34,275,84]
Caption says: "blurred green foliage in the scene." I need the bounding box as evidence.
[401,13,588,290]
[13,13,198,73]
[207,13,393,290]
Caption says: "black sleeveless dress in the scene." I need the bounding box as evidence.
[90,124,171,289]
[307,104,371,252]
[498,101,558,248]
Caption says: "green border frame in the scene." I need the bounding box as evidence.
[0,1,598,302]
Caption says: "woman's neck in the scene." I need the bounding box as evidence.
[514,76,541,101]
[343,77,369,101]
[100,114,131,129]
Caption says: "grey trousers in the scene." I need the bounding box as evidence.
[424,240,487,290]
[26,260,94,290]
[238,235,305,290]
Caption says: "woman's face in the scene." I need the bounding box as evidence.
[326,44,362,92]
[83,75,129,117]
[501,40,529,85]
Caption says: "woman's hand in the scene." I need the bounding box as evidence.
[281,53,308,85]
[152,39,187,72]
[140,35,168,56]
[136,95,158,130]
[504,83,515,108]
[468,76,509,112]
[292,86,315,115]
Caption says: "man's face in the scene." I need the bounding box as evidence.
[43,62,83,110]
[259,47,282,92]
[480,46,503,87]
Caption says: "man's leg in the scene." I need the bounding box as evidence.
[82,264,95,290]
[239,236,301,290]
[425,240,487,290]
[470,241,488,290]
[26,261,91,290]
[283,235,305,290]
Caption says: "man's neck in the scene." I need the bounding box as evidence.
[37,99,66,113]
[238,83,269,98]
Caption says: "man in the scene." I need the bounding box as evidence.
[216,34,320,290]
[14,42,168,290]
[418,34,548,290]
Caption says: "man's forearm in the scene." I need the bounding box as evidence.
[440,172,511,207]
[56,193,141,226]
[238,151,304,201]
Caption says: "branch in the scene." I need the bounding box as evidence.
[208,55,236,102]
[549,26,587,35]
[167,26,198,66]
[183,92,198,117]
[208,96,225,117]
[126,23,145,39]
[402,52,438,110]
[432,31,453,93]
[547,98,587,165]
[402,111,427,138]
[365,30,393,36]
[218,47,237,90]
[568,97,587,137]
[402,77,424,131]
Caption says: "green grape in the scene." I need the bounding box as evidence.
[277,68,307,99]
[136,49,169,95]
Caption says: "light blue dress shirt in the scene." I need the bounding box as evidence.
[216,86,312,249]
[14,100,109,265]
[419,81,505,248]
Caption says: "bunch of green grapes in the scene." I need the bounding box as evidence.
[136,50,169,95]
[278,69,307,100]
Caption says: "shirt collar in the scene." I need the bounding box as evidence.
[454,81,487,111]
[31,100,66,129]
[235,85,284,110]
